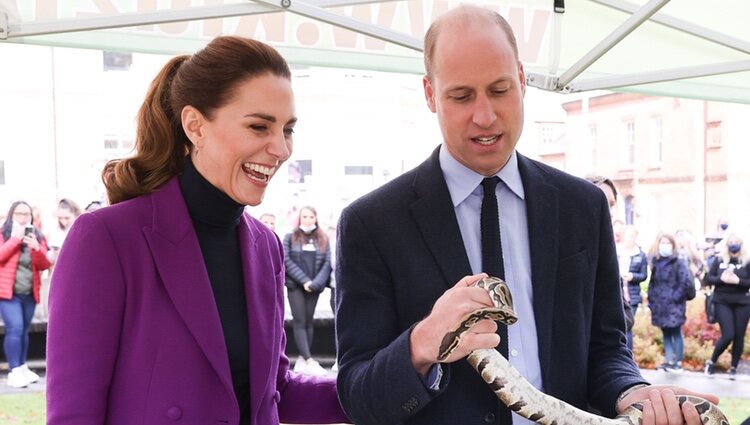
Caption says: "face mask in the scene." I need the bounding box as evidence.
[728,243,742,254]
[720,223,729,230]
[658,244,673,257]
[299,224,317,234]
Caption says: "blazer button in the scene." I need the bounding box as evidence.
[273,391,281,403]
[484,412,496,423]
[167,406,182,421]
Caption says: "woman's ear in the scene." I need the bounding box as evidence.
[181,105,205,150]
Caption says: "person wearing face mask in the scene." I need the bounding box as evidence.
[647,232,693,371]
[703,233,750,379]
[283,205,332,376]
[0,201,51,388]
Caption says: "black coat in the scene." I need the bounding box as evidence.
[335,147,645,425]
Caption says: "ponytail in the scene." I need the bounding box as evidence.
[102,55,191,204]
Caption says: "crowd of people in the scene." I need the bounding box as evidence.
[0,5,748,425]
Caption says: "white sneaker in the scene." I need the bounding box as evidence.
[6,367,32,388]
[305,359,328,377]
[293,356,307,374]
[19,364,40,383]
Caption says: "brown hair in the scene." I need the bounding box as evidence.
[292,206,328,253]
[102,36,292,204]
[424,5,519,81]
[585,175,618,202]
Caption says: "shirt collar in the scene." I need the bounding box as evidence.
[439,145,525,207]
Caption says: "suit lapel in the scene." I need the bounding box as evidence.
[518,154,559,379]
[239,216,278,417]
[410,147,472,286]
[143,179,234,395]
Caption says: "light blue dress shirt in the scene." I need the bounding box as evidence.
[440,145,544,425]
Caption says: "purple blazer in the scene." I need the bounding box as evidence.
[46,178,349,425]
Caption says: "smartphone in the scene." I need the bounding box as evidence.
[24,226,34,236]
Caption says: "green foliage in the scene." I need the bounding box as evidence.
[633,291,750,371]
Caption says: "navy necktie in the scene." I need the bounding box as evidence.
[480,176,512,425]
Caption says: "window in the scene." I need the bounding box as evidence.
[649,116,662,166]
[706,121,722,147]
[537,121,565,154]
[589,125,598,169]
[622,120,635,168]
[103,51,133,71]
[288,159,312,183]
[103,137,119,150]
[624,195,635,225]
[344,166,373,175]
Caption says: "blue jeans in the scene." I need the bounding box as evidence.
[661,326,684,366]
[0,293,36,369]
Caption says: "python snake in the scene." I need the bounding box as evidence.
[437,276,729,425]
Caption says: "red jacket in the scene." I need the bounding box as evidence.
[0,236,51,302]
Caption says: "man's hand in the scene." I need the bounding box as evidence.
[409,273,498,375]
[617,386,719,425]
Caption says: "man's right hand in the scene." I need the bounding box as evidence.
[409,273,499,375]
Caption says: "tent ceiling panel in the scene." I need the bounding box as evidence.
[1,0,748,104]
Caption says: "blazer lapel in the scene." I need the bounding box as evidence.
[410,147,472,286]
[518,154,559,379]
[143,178,234,395]
[239,216,278,417]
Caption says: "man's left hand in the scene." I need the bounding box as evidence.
[617,386,719,424]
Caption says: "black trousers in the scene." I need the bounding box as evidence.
[710,302,750,367]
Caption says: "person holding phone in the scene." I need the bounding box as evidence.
[0,200,51,388]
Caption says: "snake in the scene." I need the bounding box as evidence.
[437,276,729,425]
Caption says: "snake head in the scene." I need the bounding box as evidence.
[474,276,518,325]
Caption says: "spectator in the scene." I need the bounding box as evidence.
[0,201,51,388]
[585,175,635,338]
[84,200,104,212]
[618,225,648,351]
[675,229,706,290]
[259,212,276,231]
[45,35,348,424]
[647,232,693,371]
[283,205,331,376]
[703,233,750,380]
[46,198,82,265]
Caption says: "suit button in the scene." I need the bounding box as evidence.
[484,412,496,423]
[273,391,281,403]
[167,406,182,420]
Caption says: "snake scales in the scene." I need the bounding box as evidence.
[437,276,729,425]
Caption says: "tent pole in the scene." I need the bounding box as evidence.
[591,0,750,55]
[0,0,382,38]
[253,0,423,51]
[566,60,750,92]
[556,0,671,90]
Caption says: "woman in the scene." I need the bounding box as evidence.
[46,198,82,265]
[703,233,750,379]
[647,232,693,371]
[0,201,51,388]
[283,206,331,376]
[46,36,349,424]
[617,225,648,350]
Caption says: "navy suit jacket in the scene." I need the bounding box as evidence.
[335,147,647,425]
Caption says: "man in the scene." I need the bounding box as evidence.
[335,5,717,425]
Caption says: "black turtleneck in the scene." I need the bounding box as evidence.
[179,157,250,424]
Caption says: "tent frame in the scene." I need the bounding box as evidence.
[1,0,749,97]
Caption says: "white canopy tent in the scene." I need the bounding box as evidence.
[1,0,749,104]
